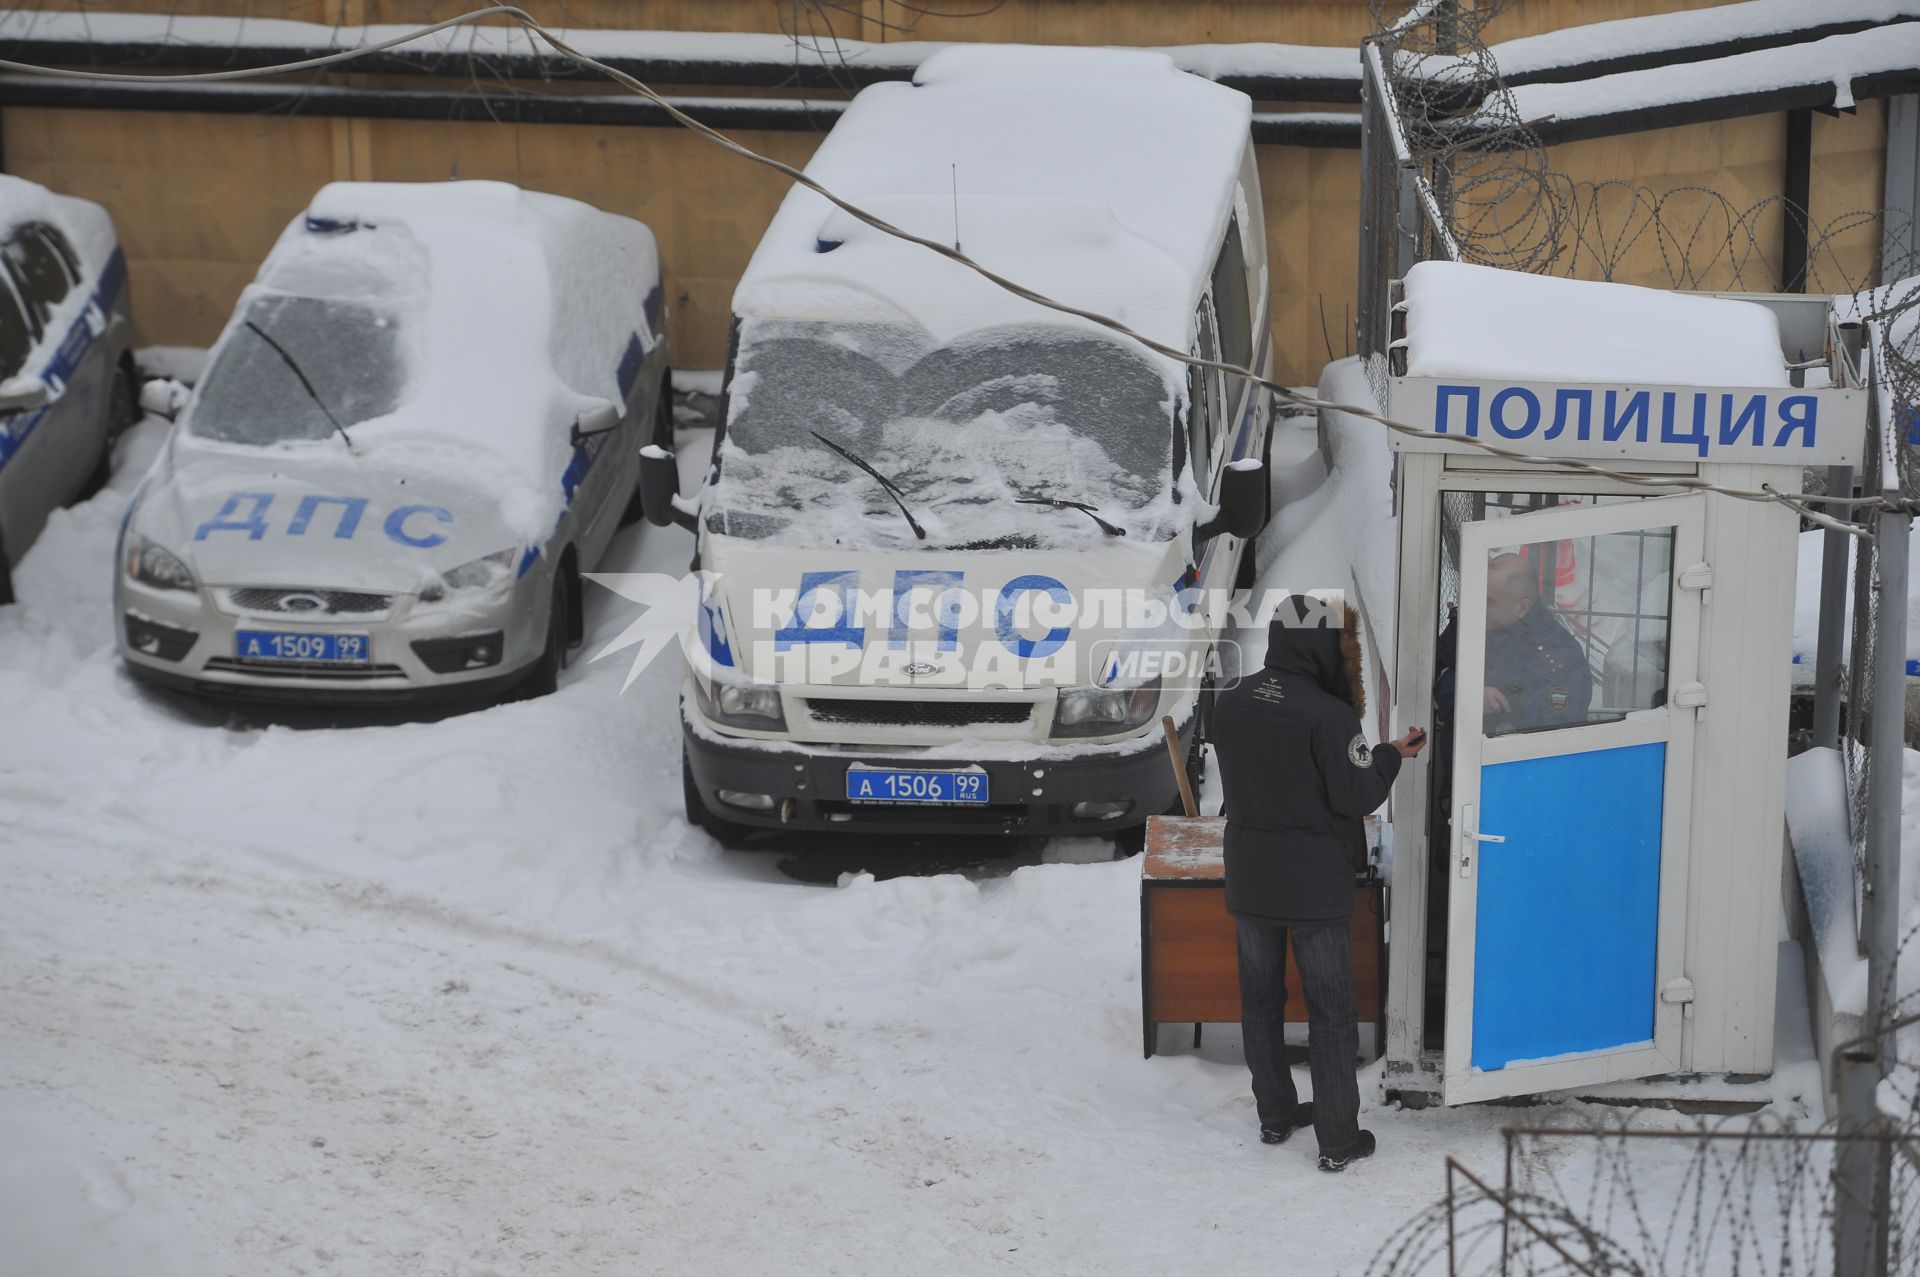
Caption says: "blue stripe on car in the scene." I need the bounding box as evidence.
[0,247,125,476]
[616,331,645,399]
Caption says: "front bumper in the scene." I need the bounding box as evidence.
[114,573,545,705]
[683,702,1192,838]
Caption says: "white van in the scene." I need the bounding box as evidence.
[643,46,1274,848]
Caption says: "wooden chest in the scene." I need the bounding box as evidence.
[1140,815,1386,1058]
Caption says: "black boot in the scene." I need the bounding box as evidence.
[1317,1129,1376,1172]
[1260,1102,1315,1145]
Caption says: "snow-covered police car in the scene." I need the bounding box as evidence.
[642,48,1274,849]
[116,180,669,703]
[0,175,138,604]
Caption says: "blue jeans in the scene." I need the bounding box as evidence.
[1235,918,1362,1155]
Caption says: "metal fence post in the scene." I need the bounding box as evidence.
[1833,1043,1883,1277]
[1812,464,1854,749]
[1865,504,1908,1015]
[1858,502,1908,1275]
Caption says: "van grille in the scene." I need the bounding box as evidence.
[805,699,1032,729]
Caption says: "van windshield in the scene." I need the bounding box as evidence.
[707,320,1178,550]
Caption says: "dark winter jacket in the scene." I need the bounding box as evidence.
[1214,603,1401,927]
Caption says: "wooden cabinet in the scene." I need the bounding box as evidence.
[1140,815,1385,1058]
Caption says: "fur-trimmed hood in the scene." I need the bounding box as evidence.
[1262,596,1366,718]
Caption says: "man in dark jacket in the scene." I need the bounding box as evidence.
[1213,595,1425,1171]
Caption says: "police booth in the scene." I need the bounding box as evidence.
[1379,263,1868,1106]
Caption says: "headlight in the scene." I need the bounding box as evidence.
[691,675,787,731]
[418,548,518,603]
[124,533,195,592]
[1052,675,1162,738]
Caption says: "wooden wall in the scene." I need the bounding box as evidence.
[0,0,1891,384]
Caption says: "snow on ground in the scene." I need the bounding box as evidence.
[0,398,1823,1274]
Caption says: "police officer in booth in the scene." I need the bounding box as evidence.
[1436,553,1592,738]
[1212,593,1426,1172]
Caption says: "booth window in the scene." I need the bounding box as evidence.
[1435,491,1674,732]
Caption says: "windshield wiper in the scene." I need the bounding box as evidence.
[243,319,353,449]
[1016,495,1126,537]
[808,429,926,540]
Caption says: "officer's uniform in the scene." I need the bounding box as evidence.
[1437,599,1592,736]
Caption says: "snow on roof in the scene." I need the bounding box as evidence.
[1402,261,1791,388]
[0,10,1359,94]
[210,180,658,537]
[732,46,1252,355]
[1489,0,1920,80]
[1503,22,1920,122]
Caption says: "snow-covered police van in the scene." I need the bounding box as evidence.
[116,181,669,704]
[642,47,1274,847]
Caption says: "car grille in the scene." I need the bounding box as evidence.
[226,587,395,617]
[805,699,1033,728]
[205,657,407,680]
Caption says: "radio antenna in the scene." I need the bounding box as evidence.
[950,163,962,255]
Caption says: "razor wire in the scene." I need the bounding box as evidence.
[1366,1114,1920,1277]
[1368,920,1920,1277]
[0,5,1912,534]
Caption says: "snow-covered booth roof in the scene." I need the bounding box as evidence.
[191,180,659,537]
[731,45,1255,356]
[1389,261,1866,466]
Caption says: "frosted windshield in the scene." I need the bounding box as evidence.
[189,294,407,445]
[708,321,1176,549]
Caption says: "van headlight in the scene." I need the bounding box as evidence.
[1052,676,1162,738]
[691,675,787,731]
[124,533,196,592]
[418,548,518,603]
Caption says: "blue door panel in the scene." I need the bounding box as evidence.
[1471,741,1665,1071]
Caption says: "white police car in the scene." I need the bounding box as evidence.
[115,180,669,704]
[0,175,138,603]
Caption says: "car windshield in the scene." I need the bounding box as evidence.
[189,293,408,445]
[706,320,1177,550]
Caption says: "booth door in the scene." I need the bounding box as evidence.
[1442,495,1704,1105]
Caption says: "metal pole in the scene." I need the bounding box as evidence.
[1812,465,1854,748]
[1358,62,1381,363]
[1865,503,1908,1022]
[1863,501,1908,1272]
[1832,1043,1882,1277]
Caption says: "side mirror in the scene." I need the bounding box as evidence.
[1195,458,1267,544]
[138,377,189,421]
[640,444,695,530]
[569,400,621,449]
[0,374,49,413]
